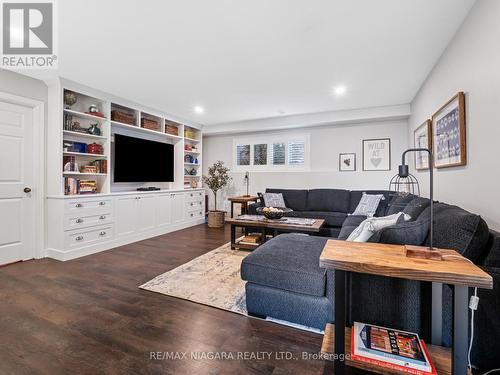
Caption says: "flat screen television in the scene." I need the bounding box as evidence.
[113,134,174,182]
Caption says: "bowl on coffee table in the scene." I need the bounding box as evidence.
[256,207,292,220]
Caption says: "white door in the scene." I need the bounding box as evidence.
[136,195,156,232]
[157,194,172,228]
[115,196,137,237]
[171,193,185,224]
[0,101,34,265]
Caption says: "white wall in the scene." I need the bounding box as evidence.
[0,69,48,104]
[408,0,500,230]
[203,120,408,212]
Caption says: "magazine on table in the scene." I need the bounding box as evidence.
[352,322,436,375]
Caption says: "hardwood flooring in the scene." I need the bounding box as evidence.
[0,224,363,375]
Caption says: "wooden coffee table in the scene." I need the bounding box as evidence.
[226,215,325,250]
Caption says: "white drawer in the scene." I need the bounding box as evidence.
[186,200,203,211]
[186,191,204,202]
[186,210,204,220]
[65,198,112,215]
[65,225,113,248]
[65,212,113,231]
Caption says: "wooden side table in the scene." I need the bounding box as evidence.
[319,240,493,375]
[227,195,259,218]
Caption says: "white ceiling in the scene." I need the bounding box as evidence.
[30,0,475,125]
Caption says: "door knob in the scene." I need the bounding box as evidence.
[24,187,32,193]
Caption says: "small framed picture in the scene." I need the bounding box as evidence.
[432,92,466,168]
[339,153,356,171]
[362,138,391,171]
[414,120,432,170]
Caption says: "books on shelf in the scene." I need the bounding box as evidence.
[351,322,436,375]
[64,178,98,195]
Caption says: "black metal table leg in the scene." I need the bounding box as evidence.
[261,228,267,244]
[230,224,236,249]
[334,270,346,375]
[453,285,469,375]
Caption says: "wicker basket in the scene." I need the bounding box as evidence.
[111,110,135,125]
[208,211,225,228]
[141,118,159,131]
[165,124,179,136]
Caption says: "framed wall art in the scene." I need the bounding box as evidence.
[413,120,432,170]
[339,153,356,171]
[432,92,466,168]
[362,138,391,171]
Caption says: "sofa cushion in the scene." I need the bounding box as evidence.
[294,211,347,227]
[241,234,328,297]
[386,194,416,215]
[338,215,367,240]
[307,189,351,213]
[403,197,430,221]
[427,203,489,263]
[483,230,500,267]
[266,188,308,211]
[349,190,391,216]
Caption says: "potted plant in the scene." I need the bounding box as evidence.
[203,161,232,228]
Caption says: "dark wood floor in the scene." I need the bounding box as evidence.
[0,224,356,375]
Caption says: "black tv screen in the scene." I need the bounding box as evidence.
[114,134,174,182]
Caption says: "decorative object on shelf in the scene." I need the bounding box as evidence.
[362,138,391,171]
[203,161,231,228]
[414,120,432,170]
[432,92,466,169]
[71,121,86,134]
[184,154,194,163]
[339,153,356,172]
[165,120,179,136]
[388,147,439,260]
[141,117,160,131]
[256,206,292,220]
[111,110,135,125]
[89,105,99,113]
[189,168,197,175]
[64,141,87,153]
[64,113,73,130]
[243,171,250,197]
[190,179,198,188]
[87,123,101,136]
[63,156,78,172]
[194,158,199,164]
[87,142,104,155]
[63,90,77,109]
[80,165,98,174]
[185,143,193,151]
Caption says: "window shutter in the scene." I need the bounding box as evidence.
[270,143,286,165]
[236,145,250,165]
[253,144,267,165]
[288,140,305,165]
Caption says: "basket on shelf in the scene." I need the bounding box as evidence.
[141,118,159,131]
[165,121,179,136]
[111,110,135,125]
[184,129,196,139]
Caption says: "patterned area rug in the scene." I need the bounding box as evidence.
[139,242,248,315]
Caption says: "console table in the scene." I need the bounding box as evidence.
[319,240,493,375]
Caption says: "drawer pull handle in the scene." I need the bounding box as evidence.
[76,218,83,223]
[99,215,106,220]
[75,236,84,241]
[190,202,193,206]
[190,213,194,217]
[190,193,193,197]
[75,203,83,208]
[99,201,106,206]
[99,231,106,236]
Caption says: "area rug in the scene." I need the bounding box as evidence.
[139,242,323,334]
[139,242,248,315]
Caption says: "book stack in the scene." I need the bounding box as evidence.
[352,322,436,375]
[64,178,98,195]
[239,234,262,245]
[89,159,107,174]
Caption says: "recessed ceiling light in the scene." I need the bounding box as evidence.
[333,85,347,96]
[194,106,204,114]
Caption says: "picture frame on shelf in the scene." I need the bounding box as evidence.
[414,120,432,170]
[339,153,356,171]
[432,92,466,168]
[362,138,391,171]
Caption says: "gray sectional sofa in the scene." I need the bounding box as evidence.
[241,188,500,371]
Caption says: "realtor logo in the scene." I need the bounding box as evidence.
[1,0,57,68]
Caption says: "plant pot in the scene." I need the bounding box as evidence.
[208,210,225,228]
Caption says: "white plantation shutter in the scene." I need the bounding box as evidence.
[288,140,305,165]
[236,145,250,165]
[253,144,267,165]
[270,142,285,165]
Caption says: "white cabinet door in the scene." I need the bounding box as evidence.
[171,193,185,224]
[157,194,172,228]
[136,195,156,232]
[115,196,137,237]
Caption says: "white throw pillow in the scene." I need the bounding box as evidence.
[346,212,410,242]
[351,193,385,217]
[263,193,286,208]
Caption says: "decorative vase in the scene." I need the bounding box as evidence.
[87,123,101,136]
[208,211,225,228]
[64,91,77,108]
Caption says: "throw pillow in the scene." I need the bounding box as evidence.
[263,192,286,208]
[338,215,367,240]
[351,193,385,217]
[369,217,431,246]
[347,212,410,242]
